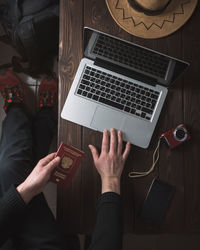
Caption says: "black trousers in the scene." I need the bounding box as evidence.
[0,107,79,250]
[0,107,122,250]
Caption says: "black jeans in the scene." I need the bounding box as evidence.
[0,106,79,250]
[0,107,123,250]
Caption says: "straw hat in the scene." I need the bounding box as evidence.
[105,0,198,39]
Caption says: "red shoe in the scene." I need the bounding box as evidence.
[0,70,25,112]
[38,76,58,108]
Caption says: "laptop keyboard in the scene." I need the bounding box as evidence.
[92,34,169,79]
[76,66,160,121]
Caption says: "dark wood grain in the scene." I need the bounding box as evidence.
[182,2,200,232]
[57,0,83,233]
[58,0,200,234]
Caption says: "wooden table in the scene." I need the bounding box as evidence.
[57,0,200,234]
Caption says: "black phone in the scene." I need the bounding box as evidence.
[140,178,174,226]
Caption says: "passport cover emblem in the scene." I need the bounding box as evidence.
[50,142,84,188]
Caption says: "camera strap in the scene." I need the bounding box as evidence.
[128,137,161,178]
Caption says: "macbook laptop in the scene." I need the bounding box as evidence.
[61,27,189,148]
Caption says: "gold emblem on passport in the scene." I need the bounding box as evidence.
[61,156,73,169]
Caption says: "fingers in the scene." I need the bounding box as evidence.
[89,145,99,162]
[123,141,131,160]
[39,153,57,166]
[110,128,117,154]
[101,130,109,153]
[117,130,123,155]
[46,156,61,172]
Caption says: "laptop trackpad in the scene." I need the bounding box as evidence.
[90,106,125,131]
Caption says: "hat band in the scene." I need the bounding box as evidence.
[128,0,171,16]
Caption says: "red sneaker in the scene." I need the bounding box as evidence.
[0,70,25,112]
[38,76,58,108]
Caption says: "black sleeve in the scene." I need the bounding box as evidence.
[0,185,26,247]
[88,192,123,250]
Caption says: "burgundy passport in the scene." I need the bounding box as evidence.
[50,142,84,188]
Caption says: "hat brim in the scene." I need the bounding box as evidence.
[106,0,198,39]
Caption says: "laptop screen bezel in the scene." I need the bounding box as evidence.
[83,26,189,88]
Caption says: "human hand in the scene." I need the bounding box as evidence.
[17,153,60,204]
[89,128,131,194]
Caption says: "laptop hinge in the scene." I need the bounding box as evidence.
[94,58,157,87]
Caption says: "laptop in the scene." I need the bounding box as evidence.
[61,27,189,148]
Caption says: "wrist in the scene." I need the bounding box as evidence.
[16,182,35,204]
[101,177,121,195]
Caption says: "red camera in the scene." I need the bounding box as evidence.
[161,124,190,150]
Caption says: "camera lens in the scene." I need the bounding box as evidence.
[173,127,187,141]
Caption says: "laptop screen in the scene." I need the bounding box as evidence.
[83,27,189,87]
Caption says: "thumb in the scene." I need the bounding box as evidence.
[89,145,99,162]
[46,156,61,173]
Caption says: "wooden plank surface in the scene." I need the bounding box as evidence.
[182,2,200,232]
[58,0,200,234]
[57,0,83,233]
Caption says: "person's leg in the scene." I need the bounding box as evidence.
[33,107,57,164]
[0,70,33,250]
[5,76,62,250]
[33,76,58,163]
[0,70,33,196]
[0,105,33,193]
[0,72,60,250]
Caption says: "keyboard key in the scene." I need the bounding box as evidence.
[135,88,140,93]
[146,98,151,103]
[136,99,141,104]
[121,99,126,105]
[77,89,82,95]
[151,93,159,99]
[131,109,136,114]
[131,103,136,108]
[124,107,130,112]
[81,79,90,85]
[79,84,85,90]
[87,93,92,98]
[151,103,156,109]
[83,75,90,80]
[141,107,153,114]
[106,94,111,99]
[99,97,124,110]
[92,95,98,100]
[111,96,116,101]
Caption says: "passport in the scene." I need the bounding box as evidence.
[50,142,84,188]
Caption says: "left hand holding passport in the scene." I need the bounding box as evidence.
[17,153,61,204]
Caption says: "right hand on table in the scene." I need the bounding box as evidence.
[89,128,131,194]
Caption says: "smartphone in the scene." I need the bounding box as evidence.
[140,178,174,226]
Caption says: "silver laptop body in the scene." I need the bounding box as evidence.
[61,27,189,148]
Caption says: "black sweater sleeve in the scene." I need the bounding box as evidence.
[88,192,123,250]
[0,185,26,247]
